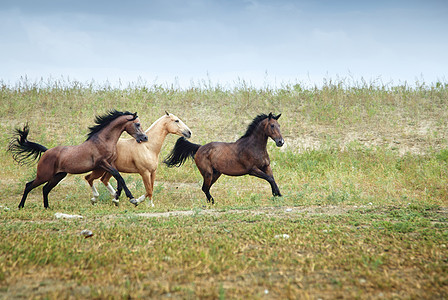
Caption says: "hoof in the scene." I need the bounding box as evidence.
[90,198,98,205]
[136,195,146,205]
[112,198,119,206]
[147,199,154,207]
[129,198,139,206]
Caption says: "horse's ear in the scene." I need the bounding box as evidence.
[268,112,273,119]
[133,112,138,120]
[274,113,281,120]
[165,111,169,116]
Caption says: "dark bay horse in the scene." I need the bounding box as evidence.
[164,113,284,204]
[8,110,148,209]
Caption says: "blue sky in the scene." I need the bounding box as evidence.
[1,0,447,88]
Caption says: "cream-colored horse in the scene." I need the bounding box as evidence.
[85,112,192,206]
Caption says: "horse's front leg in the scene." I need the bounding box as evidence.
[249,165,282,197]
[100,162,137,206]
[136,170,154,206]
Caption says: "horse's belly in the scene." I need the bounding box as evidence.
[212,158,248,176]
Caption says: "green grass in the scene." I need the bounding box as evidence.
[0,78,447,299]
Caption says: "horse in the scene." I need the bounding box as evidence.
[8,110,148,209]
[163,113,284,204]
[84,111,192,206]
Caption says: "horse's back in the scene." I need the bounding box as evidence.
[195,141,236,160]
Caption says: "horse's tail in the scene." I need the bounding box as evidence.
[8,123,48,166]
[164,137,201,167]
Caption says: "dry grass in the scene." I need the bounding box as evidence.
[0,78,447,299]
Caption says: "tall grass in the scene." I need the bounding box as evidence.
[0,78,447,299]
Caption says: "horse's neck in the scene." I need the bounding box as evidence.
[99,119,128,146]
[143,116,169,153]
[240,128,268,150]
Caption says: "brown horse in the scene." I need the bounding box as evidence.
[164,113,284,204]
[85,111,192,206]
[8,110,148,209]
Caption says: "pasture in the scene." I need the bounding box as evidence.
[0,78,447,299]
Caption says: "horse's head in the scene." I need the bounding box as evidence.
[164,111,192,138]
[265,113,284,147]
[125,113,148,143]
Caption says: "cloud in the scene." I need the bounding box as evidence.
[0,0,447,87]
[24,21,94,63]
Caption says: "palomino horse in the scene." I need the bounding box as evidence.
[8,110,148,208]
[84,112,192,206]
[164,113,284,204]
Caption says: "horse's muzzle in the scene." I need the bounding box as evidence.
[136,134,148,143]
[183,130,192,139]
[275,138,285,147]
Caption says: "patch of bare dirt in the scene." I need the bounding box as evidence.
[135,205,357,219]
[135,205,448,220]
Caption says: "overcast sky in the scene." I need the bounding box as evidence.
[1,0,447,88]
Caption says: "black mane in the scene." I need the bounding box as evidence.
[87,110,135,140]
[239,114,269,139]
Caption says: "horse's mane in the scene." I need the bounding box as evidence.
[87,110,135,140]
[239,114,269,139]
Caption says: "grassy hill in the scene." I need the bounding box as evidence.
[0,78,447,298]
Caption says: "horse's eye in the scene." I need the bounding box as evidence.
[175,120,180,123]
[270,124,275,128]
[136,123,141,127]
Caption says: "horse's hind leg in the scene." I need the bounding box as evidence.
[85,169,105,204]
[18,179,45,209]
[99,172,118,205]
[201,179,213,204]
[200,169,221,205]
[42,172,67,208]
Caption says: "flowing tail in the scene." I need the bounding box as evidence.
[164,137,201,167]
[8,124,48,166]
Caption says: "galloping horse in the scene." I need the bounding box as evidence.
[8,110,148,208]
[85,112,192,206]
[164,113,284,204]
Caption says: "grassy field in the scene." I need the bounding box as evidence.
[0,78,447,299]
